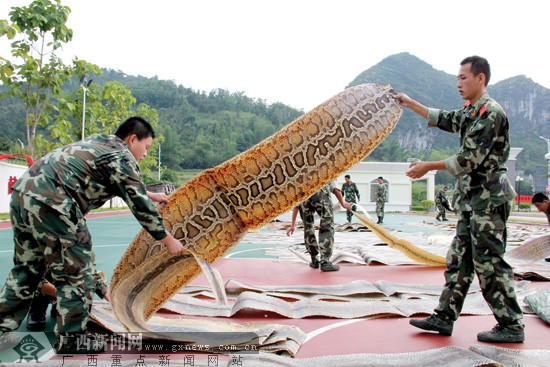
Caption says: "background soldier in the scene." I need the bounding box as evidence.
[396,56,524,343]
[287,182,352,272]
[341,174,360,223]
[532,193,550,226]
[435,186,451,221]
[375,176,387,224]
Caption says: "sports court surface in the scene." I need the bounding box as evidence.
[0,210,549,366]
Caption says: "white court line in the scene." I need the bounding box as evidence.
[93,244,129,248]
[304,319,366,342]
[224,247,273,258]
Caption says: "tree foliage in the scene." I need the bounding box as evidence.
[90,72,304,170]
[0,0,161,174]
[0,0,78,158]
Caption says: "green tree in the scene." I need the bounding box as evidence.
[0,0,78,158]
[158,124,184,170]
[41,78,160,173]
[367,136,410,162]
[160,168,179,184]
[0,136,12,152]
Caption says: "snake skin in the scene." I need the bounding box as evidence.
[353,211,446,266]
[109,83,403,331]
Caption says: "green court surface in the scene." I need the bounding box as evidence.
[0,214,138,288]
[0,211,448,287]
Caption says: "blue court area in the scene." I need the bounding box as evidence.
[0,211,448,287]
[0,214,138,288]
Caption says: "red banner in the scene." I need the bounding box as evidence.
[515,194,532,203]
[0,153,34,166]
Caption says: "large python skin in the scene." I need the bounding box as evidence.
[109,83,403,331]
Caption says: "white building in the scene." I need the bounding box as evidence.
[2,150,521,215]
[0,160,125,213]
[0,160,28,213]
[336,161,436,212]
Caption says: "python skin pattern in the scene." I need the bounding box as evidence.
[109,83,403,331]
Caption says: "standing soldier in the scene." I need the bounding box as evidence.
[375,176,387,224]
[395,56,524,343]
[287,182,352,272]
[435,186,450,221]
[341,175,360,223]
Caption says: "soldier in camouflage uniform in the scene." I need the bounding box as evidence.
[286,182,352,272]
[375,177,387,224]
[0,117,185,353]
[396,56,524,343]
[341,175,360,223]
[435,186,450,221]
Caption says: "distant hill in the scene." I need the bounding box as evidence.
[348,52,550,190]
[0,70,304,171]
[1,52,548,189]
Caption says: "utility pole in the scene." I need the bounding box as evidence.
[540,136,550,195]
[80,75,93,141]
[158,144,161,180]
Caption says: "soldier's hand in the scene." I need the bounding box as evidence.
[394,93,413,107]
[162,235,187,255]
[406,161,430,179]
[147,191,169,204]
[286,226,295,236]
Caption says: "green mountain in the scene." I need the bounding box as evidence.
[0,70,304,170]
[1,52,548,191]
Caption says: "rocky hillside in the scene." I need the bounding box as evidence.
[348,52,550,178]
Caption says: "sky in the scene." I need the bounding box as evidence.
[1,0,549,111]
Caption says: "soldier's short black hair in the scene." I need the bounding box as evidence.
[115,116,156,140]
[378,176,384,180]
[461,56,491,86]
[532,192,549,204]
[345,175,351,179]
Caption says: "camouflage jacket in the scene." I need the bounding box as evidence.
[306,181,337,204]
[341,182,360,202]
[435,190,449,206]
[427,92,515,211]
[12,134,167,240]
[376,183,387,203]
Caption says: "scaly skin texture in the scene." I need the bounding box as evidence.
[353,211,446,266]
[109,83,403,331]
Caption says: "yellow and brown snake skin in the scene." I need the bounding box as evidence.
[109,83,403,331]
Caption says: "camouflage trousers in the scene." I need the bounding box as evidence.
[299,197,334,262]
[376,200,385,218]
[344,198,357,223]
[434,202,524,330]
[435,205,446,220]
[0,191,97,337]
